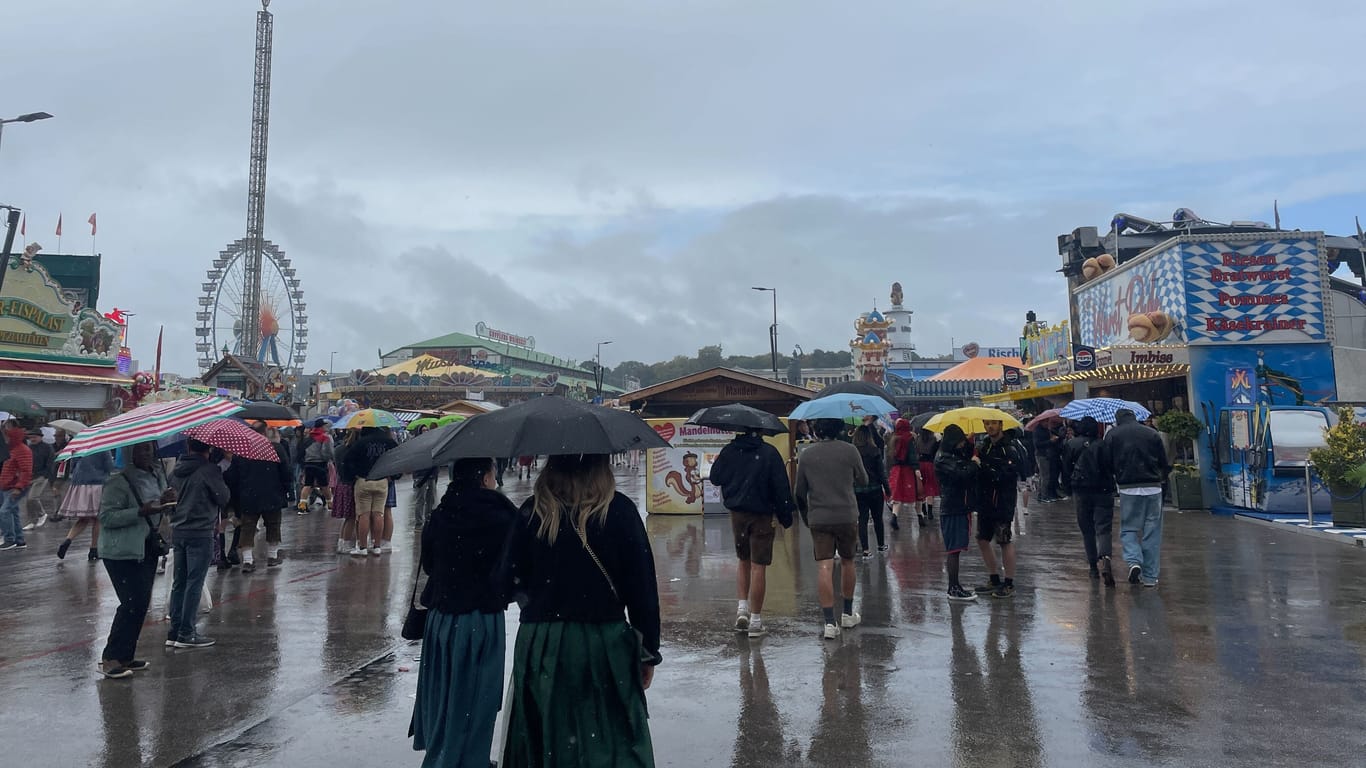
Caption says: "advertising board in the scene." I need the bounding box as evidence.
[644,419,791,515]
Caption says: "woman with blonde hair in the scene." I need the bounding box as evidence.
[500,452,660,767]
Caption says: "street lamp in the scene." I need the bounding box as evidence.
[752,287,778,378]
[594,340,613,400]
[0,111,54,155]
[329,351,338,375]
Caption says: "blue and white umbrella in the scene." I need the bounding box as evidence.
[789,393,897,422]
[1059,397,1151,424]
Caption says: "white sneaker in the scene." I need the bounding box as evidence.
[747,621,766,639]
[735,612,750,632]
[348,547,368,557]
[370,547,382,556]
[822,623,841,640]
[840,612,861,629]
[35,514,47,528]
[21,523,34,531]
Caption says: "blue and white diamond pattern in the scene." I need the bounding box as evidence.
[1075,245,1186,347]
[1182,238,1325,344]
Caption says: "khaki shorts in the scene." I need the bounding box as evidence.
[354,477,389,516]
[809,523,859,561]
[731,511,776,566]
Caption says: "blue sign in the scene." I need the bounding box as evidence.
[1226,367,1255,406]
[1073,345,1097,371]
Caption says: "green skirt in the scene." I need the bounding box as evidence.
[410,609,505,768]
[502,621,654,768]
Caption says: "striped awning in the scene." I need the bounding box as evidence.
[392,410,424,424]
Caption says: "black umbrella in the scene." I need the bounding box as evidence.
[686,403,786,436]
[815,380,897,408]
[236,401,298,422]
[367,419,469,479]
[909,412,937,430]
[0,395,47,421]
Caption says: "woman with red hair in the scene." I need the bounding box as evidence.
[884,419,920,530]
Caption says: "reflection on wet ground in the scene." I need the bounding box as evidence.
[2,468,1365,767]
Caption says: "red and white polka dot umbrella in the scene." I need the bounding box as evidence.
[183,419,280,462]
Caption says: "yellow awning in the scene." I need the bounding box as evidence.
[374,354,483,378]
[981,382,1074,403]
[1052,364,1189,383]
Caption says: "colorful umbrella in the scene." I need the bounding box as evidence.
[788,393,897,422]
[1059,398,1151,424]
[183,419,281,462]
[923,407,1023,435]
[57,396,245,461]
[437,414,467,427]
[335,408,405,430]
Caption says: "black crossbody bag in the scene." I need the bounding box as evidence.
[569,516,655,665]
[123,472,170,557]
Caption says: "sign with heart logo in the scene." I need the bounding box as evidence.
[653,422,676,442]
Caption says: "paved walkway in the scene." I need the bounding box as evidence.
[2,469,1365,767]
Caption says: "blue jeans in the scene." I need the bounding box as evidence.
[168,537,213,640]
[0,490,29,545]
[1119,492,1164,583]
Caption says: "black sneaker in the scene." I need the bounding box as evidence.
[267,556,283,567]
[877,544,889,553]
[57,540,71,559]
[165,634,178,648]
[13,542,27,550]
[173,634,216,649]
[992,583,1015,599]
[1128,564,1141,584]
[974,580,1001,595]
[947,585,977,602]
[861,549,872,559]
[241,561,257,574]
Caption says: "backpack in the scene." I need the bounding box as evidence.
[1070,438,1101,490]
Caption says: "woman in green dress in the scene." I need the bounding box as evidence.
[500,453,661,768]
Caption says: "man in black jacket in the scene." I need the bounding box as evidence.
[1062,416,1116,586]
[1104,408,1170,587]
[975,419,1030,598]
[709,430,794,639]
[225,422,294,572]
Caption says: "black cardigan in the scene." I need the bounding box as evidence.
[501,492,662,665]
[420,487,517,615]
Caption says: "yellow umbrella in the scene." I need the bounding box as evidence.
[923,406,1022,434]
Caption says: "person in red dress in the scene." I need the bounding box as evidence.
[884,419,920,530]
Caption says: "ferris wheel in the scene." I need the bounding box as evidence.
[194,237,308,375]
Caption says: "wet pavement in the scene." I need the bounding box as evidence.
[3,469,1366,767]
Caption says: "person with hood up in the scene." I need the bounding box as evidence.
[933,425,979,602]
[409,457,518,768]
[299,419,334,512]
[851,423,890,558]
[1104,408,1170,587]
[884,418,920,530]
[709,429,794,638]
[1062,416,1116,586]
[794,418,868,640]
[167,438,231,648]
[973,418,1030,599]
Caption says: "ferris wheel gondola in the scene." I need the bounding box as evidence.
[194,237,308,375]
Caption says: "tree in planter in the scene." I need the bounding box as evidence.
[1155,409,1201,462]
[1308,408,1366,492]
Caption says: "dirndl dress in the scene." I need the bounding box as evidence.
[888,463,919,504]
[331,482,355,520]
[502,621,654,768]
[410,610,505,768]
[918,460,941,497]
[59,483,104,519]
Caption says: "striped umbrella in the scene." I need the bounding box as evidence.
[1058,397,1151,424]
[57,396,244,461]
[184,419,280,462]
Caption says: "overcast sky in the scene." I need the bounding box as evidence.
[7,0,1366,376]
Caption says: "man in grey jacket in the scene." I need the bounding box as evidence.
[794,418,868,640]
[167,439,231,648]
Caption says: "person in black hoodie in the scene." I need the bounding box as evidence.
[409,456,517,768]
[1104,408,1170,587]
[709,429,794,638]
[224,421,294,573]
[851,424,890,558]
[974,419,1030,599]
[933,424,978,602]
[1061,416,1116,586]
